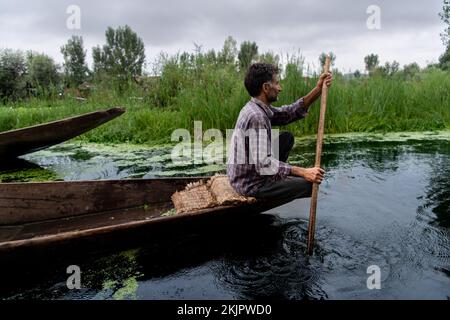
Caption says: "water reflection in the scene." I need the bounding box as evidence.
[421,151,450,228]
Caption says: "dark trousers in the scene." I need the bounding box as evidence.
[252,131,312,201]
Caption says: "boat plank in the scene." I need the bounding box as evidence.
[0,178,200,225]
[0,202,171,243]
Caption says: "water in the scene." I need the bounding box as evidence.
[0,132,449,299]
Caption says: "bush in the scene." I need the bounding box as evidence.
[27,53,61,97]
[0,49,27,101]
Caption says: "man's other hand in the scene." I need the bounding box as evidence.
[291,166,325,184]
[316,72,333,89]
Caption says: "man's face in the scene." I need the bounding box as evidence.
[263,74,282,103]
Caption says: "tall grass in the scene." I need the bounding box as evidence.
[0,55,449,145]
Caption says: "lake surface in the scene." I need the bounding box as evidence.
[1,132,449,299]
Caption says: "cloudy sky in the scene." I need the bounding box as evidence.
[0,0,445,73]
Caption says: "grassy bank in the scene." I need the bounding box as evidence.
[0,65,449,145]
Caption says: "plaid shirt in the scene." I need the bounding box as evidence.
[227,97,308,195]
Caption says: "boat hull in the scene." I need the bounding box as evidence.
[0,177,291,256]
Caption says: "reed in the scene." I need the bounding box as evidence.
[0,56,448,145]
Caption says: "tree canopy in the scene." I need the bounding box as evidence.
[61,35,89,86]
[93,25,146,79]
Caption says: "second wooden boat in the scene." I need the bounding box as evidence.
[0,107,125,160]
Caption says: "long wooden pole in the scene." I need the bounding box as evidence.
[307,56,331,256]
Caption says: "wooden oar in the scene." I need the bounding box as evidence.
[307,56,331,256]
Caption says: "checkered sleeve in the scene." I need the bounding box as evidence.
[270,98,308,126]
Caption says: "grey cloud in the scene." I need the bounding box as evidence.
[0,0,445,70]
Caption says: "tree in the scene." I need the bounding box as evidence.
[218,36,238,66]
[377,60,400,77]
[439,0,450,46]
[402,62,421,79]
[93,25,146,79]
[26,52,60,95]
[364,54,379,76]
[204,49,217,65]
[389,61,400,74]
[238,41,258,72]
[0,49,27,101]
[438,45,450,70]
[258,51,281,69]
[61,35,89,86]
[319,52,336,69]
[438,0,450,70]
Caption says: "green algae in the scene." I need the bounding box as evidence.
[8,130,448,182]
[161,208,177,217]
[294,130,450,147]
[0,167,59,182]
[91,249,142,300]
[112,277,139,300]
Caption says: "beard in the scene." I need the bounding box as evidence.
[267,93,279,103]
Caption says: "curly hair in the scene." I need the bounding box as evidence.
[244,63,280,97]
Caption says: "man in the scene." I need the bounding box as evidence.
[227,62,333,201]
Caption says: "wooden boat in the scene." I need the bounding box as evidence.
[0,177,292,256]
[0,107,125,160]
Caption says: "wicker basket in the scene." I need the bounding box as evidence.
[171,180,216,214]
[208,175,256,206]
[171,175,256,214]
